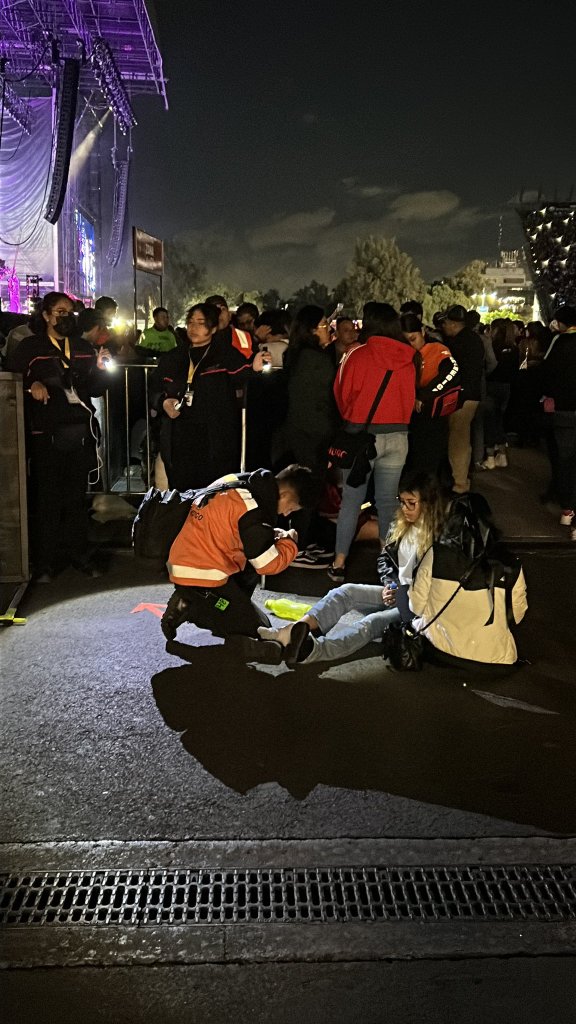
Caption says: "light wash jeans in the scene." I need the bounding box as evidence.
[302,583,400,664]
[335,431,408,558]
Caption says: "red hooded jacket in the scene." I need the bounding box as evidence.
[334,335,416,427]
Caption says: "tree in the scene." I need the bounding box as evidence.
[261,288,283,310]
[163,240,206,324]
[422,282,472,325]
[287,279,334,313]
[448,259,488,297]
[338,236,425,314]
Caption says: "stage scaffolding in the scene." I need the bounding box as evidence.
[0,0,168,309]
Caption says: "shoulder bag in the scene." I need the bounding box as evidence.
[328,370,393,470]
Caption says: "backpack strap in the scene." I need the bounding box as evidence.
[193,479,245,508]
[363,370,393,428]
[411,549,486,636]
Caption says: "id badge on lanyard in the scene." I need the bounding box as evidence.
[49,336,81,403]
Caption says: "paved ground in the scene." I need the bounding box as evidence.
[1,445,575,1021]
[4,959,576,1024]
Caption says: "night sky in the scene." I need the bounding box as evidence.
[126,0,576,295]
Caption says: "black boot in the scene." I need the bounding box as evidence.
[161,592,192,640]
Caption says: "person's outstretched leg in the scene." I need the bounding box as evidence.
[258,584,399,664]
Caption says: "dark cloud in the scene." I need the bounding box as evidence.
[126,1,576,295]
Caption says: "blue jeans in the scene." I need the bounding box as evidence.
[303,583,400,664]
[335,431,408,558]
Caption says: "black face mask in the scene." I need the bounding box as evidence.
[55,314,77,336]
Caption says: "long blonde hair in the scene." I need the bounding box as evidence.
[387,471,446,560]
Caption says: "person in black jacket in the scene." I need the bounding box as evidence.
[272,305,339,562]
[541,305,576,535]
[481,318,519,469]
[440,305,484,493]
[8,291,112,581]
[156,303,271,491]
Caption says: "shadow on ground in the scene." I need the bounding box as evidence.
[152,642,576,833]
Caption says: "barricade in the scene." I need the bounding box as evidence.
[98,361,157,495]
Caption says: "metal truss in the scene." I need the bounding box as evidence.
[0,73,33,134]
[0,0,167,131]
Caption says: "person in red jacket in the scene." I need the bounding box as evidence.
[328,303,416,583]
[161,465,315,652]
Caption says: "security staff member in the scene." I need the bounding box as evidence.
[161,465,315,651]
[8,291,111,581]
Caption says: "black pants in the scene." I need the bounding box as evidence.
[406,414,452,490]
[174,569,271,638]
[29,435,92,573]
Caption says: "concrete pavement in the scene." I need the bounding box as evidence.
[1,445,575,1021]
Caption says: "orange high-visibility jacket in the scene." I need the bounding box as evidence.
[167,471,297,587]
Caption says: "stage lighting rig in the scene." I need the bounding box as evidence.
[0,60,32,135]
[90,38,136,136]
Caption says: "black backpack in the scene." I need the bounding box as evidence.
[430,493,522,626]
[132,480,244,567]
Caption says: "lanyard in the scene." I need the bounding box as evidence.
[187,343,211,387]
[48,334,71,366]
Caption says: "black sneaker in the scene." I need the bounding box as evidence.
[283,622,312,666]
[72,559,103,578]
[305,543,335,558]
[292,549,333,569]
[327,564,345,584]
[230,636,285,664]
[161,592,192,641]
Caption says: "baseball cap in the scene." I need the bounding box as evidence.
[438,305,467,323]
[552,305,576,328]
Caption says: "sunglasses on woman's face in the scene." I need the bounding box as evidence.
[397,497,420,510]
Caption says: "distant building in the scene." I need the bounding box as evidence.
[517,201,576,321]
[482,251,535,318]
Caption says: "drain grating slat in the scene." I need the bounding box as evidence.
[1,865,576,926]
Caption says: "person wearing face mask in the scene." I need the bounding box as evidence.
[8,291,112,582]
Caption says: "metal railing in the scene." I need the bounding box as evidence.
[98,361,157,496]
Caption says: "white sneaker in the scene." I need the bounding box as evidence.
[481,455,496,470]
[560,510,575,526]
[257,623,293,645]
[494,450,508,468]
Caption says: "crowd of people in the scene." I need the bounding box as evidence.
[3,285,575,669]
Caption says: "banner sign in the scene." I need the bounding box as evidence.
[133,227,163,276]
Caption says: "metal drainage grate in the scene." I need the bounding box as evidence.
[1,865,576,926]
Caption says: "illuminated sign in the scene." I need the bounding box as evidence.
[133,227,163,276]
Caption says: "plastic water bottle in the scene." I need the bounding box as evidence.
[264,598,313,621]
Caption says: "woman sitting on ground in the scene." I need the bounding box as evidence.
[256,472,446,665]
[410,494,528,666]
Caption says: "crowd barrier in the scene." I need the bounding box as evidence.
[97,361,254,496]
[97,361,157,496]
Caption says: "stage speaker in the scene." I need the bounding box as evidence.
[44,58,81,225]
[106,157,130,266]
[0,373,29,582]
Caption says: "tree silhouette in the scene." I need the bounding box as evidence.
[338,236,425,314]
